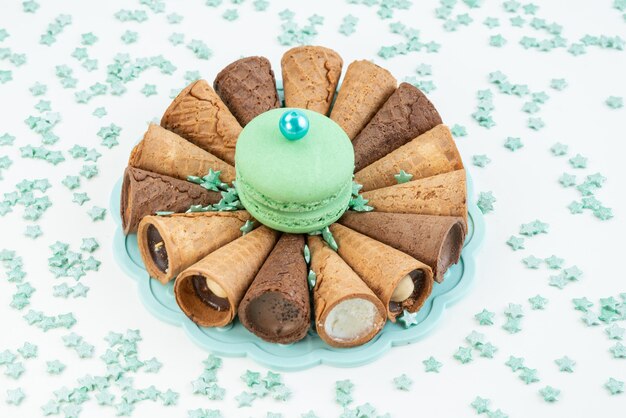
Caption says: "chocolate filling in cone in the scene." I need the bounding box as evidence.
[354,124,463,192]
[281,45,343,115]
[238,234,310,344]
[213,56,281,126]
[362,169,468,228]
[308,235,386,348]
[330,223,434,321]
[137,211,252,284]
[128,123,235,183]
[352,82,443,172]
[120,166,220,234]
[339,212,465,283]
[174,226,279,327]
[330,60,396,139]
[161,80,242,165]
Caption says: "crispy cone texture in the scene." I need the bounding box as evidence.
[137,211,252,284]
[174,226,279,327]
[308,235,386,348]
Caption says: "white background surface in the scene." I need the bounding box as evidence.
[1,0,625,417]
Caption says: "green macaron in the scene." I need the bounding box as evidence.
[235,108,354,233]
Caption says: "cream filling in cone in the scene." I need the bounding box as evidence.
[191,275,230,312]
[324,298,380,342]
[390,275,415,302]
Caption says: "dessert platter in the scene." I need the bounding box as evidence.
[112,46,484,370]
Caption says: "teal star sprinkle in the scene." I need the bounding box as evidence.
[504,303,524,318]
[522,255,542,269]
[519,367,540,384]
[477,191,496,214]
[539,385,560,402]
[581,311,601,326]
[475,309,495,325]
[240,220,255,235]
[528,295,548,310]
[25,225,42,239]
[453,346,473,364]
[478,342,498,358]
[235,391,255,407]
[394,170,413,184]
[559,173,576,187]
[4,362,25,379]
[610,342,626,358]
[397,309,418,328]
[17,342,37,358]
[141,84,157,97]
[606,324,625,340]
[87,206,106,221]
[505,355,525,371]
[160,389,179,406]
[472,154,491,167]
[488,409,509,418]
[465,330,486,347]
[550,142,568,156]
[422,356,442,373]
[504,137,523,151]
[605,378,624,395]
[0,350,16,364]
[606,96,624,109]
[46,360,66,375]
[80,238,99,253]
[503,317,522,334]
[41,399,60,415]
[241,370,261,387]
[392,374,413,391]
[471,396,490,414]
[549,273,568,289]
[450,124,467,137]
[569,154,588,169]
[545,255,564,269]
[5,387,25,405]
[506,236,525,250]
[555,356,576,372]
[71,193,89,205]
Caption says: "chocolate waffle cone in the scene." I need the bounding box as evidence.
[339,212,465,283]
[238,234,310,344]
[128,123,235,183]
[362,170,468,227]
[308,235,386,348]
[354,124,463,191]
[161,79,242,165]
[120,166,220,234]
[330,224,434,321]
[174,226,279,327]
[330,60,396,139]
[137,211,252,284]
[213,56,281,126]
[281,45,343,115]
[352,82,443,172]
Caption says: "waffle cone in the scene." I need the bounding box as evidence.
[137,211,252,284]
[362,169,467,227]
[308,235,386,348]
[339,212,465,283]
[238,234,310,344]
[330,60,396,139]
[281,46,343,115]
[174,226,279,327]
[330,224,434,321]
[160,80,242,165]
[128,123,235,183]
[355,124,463,191]
[352,82,442,171]
[213,56,281,126]
[120,167,220,234]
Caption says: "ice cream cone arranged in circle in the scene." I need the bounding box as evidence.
[128,123,235,183]
[213,56,281,127]
[120,166,220,234]
[339,212,465,283]
[330,60,397,140]
[238,234,311,344]
[281,45,343,116]
[352,82,443,172]
[174,226,279,328]
[137,211,252,284]
[329,224,434,322]
[160,79,242,165]
[362,169,468,227]
[308,235,386,348]
[354,124,463,192]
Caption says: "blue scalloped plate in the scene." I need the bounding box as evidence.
[110,169,483,371]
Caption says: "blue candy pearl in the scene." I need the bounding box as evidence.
[279,110,309,141]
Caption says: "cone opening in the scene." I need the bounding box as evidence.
[146,224,169,273]
[389,269,428,315]
[320,297,384,347]
[437,221,465,278]
[175,274,231,327]
[243,291,305,340]
[120,169,132,233]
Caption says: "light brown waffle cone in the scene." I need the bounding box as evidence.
[362,169,468,227]
[174,226,279,327]
[160,80,242,165]
[308,235,386,348]
[329,60,396,139]
[120,166,221,234]
[128,123,235,183]
[329,224,434,321]
[354,124,463,192]
[339,212,466,283]
[281,45,343,115]
[137,211,252,284]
